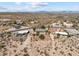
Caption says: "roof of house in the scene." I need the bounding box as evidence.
[15,30,29,34]
[63,22,73,26]
[0,19,11,21]
[6,26,30,32]
[35,28,47,32]
[51,23,63,28]
[55,32,68,35]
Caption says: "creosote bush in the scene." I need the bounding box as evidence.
[39,34,45,40]
[0,44,5,49]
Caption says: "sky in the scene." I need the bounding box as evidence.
[0,2,79,12]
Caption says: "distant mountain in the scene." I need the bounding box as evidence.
[0,11,79,14]
[30,11,79,13]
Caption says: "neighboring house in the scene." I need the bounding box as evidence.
[51,28,79,38]
[49,23,63,33]
[0,19,12,26]
[50,23,63,28]
[0,19,11,22]
[14,30,29,35]
[64,28,79,36]
[49,22,79,38]
[6,26,31,35]
[15,20,23,25]
[63,22,73,28]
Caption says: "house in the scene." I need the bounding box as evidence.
[64,28,79,36]
[53,28,79,36]
[50,23,63,28]
[51,28,79,38]
[49,23,63,33]
[14,30,29,35]
[6,26,31,36]
[0,19,11,22]
[15,20,23,25]
[63,22,73,28]
[0,19,12,26]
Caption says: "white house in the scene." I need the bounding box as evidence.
[49,23,63,33]
[51,28,79,38]
[6,26,31,35]
[50,23,63,28]
[0,19,11,22]
[65,28,79,36]
[63,22,73,28]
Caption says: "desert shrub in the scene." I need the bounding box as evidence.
[3,52,7,56]
[44,50,49,56]
[68,53,72,56]
[62,39,66,43]
[60,51,64,55]
[23,48,27,53]
[13,21,17,24]
[70,48,73,51]
[36,32,39,36]
[54,47,58,51]
[37,49,40,52]
[6,32,11,37]
[39,34,45,40]
[33,28,35,31]
[14,50,16,52]
[23,54,29,56]
[15,54,18,56]
[41,25,46,29]
[57,34,60,38]
[0,44,5,49]
[33,34,35,36]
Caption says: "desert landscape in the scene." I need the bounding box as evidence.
[0,12,79,56]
